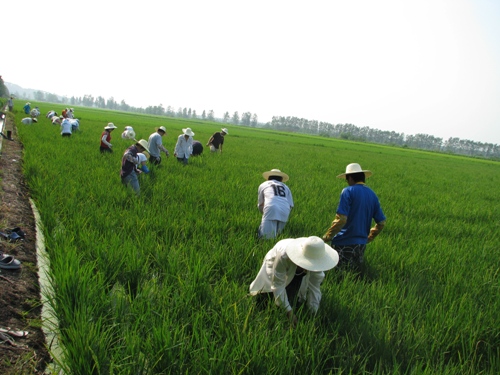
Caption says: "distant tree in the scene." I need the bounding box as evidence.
[207,110,215,121]
[201,110,206,120]
[83,94,95,107]
[223,112,230,123]
[241,112,251,126]
[107,97,117,109]
[120,99,130,111]
[166,106,175,117]
[192,110,197,119]
[34,90,45,101]
[251,113,258,127]
[231,111,239,125]
[182,107,188,118]
[188,108,192,118]
[46,93,59,103]
[177,107,183,117]
[0,76,9,97]
[95,96,106,108]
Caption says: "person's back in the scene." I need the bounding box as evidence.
[332,184,384,246]
[259,180,293,221]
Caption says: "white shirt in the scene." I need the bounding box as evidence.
[258,180,294,222]
[249,239,325,313]
[21,118,35,125]
[174,134,193,158]
[60,119,72,134]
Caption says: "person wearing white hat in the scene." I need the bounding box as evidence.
[52,115,63,125]
[207,128,228,153]
[257,168,294,239]
[147,126,170,165]
[249,236,339,327]
[120,139,150,195]
[100,123,117,153]
[174,128,195,165]
[322,163,386,270]
[30,106,40,118]
[23,102,31,115]
[46,110,58,119]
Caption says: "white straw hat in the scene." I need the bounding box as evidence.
[182,128,195,136]
[286,236,339,272]
[137,139,150,154]
[336,163,372,179]
[105,122,117,130]
[262,168,289,182]
[157,126,167,133]
[221,128,228,134]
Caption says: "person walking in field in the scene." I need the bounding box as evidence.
[7,96,14,112]
[120,139,149,195]
[207,128,228,153]
[257,169,294,239]
[174,128,194,165]
[322,163,386,271]
[100,123,117,153]
[249,236,339,328]
[147,126,170,165]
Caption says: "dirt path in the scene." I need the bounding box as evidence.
[0,113,51,374]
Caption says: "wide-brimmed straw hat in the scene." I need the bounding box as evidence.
[286,236,339,272]
[182,128,195,137]
[262,168,289,182]
[336,163,372,179]
[137,139,150,154]
[156,126,167,133]
[105,122,117,130]
[221,128,228,134]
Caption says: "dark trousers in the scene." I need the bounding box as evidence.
[255,271,306,310]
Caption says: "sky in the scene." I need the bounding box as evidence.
[4,0,500,144]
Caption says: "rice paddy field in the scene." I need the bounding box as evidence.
[14,103,500,374]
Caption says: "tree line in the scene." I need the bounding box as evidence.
[6,85,499,160]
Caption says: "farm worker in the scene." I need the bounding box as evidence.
[7,96,14,112]
[69,118,80,132]
[137,153,150,174]
[100,123,117,153]
[30,106,40,118]
[67,108,75,119]
[257,169,294,240]
[60,118,72,137]
[174,127,194,165]
[147,126,170,165]
[61,108,69,118]
[46,110,58,119]
[249,236,339,328]
[21,117,37,125]
[23,102,31,114]
[192,140,203,156]
[207,128,228,153]
[120,139,149,195]
[52,115,63,125]
[322,163,386,271]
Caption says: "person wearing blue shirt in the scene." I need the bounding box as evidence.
[23,102,31,114]
[322,163,386,270]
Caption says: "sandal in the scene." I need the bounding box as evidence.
[0,254,21,270]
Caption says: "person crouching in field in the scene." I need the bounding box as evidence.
[257,169,294,239]
[192,140,203,156]
[120,139,149,195]
[207,128,228,153]
[60,118,72,137]
[322,163,386,271]
[46,110,58,119]
[52,115,63,125]
[174,127,194,165]
[21,117,38,125]
[100,123,117,153]
[249,236,339,328]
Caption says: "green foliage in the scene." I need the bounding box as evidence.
[15,103,500,374]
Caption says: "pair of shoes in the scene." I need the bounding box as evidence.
[0,254,21,270]
[0,230,23,243]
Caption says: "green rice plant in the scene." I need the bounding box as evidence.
[14,103,500,374]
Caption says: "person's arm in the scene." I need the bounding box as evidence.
[207,135,214,146]
[303,271,325,314]
[101,134,112,147]
[322,213,347,242]
[367,220,386,242]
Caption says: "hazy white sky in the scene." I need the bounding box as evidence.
[4,0,500,144]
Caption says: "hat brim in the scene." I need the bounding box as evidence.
[263,170,289,182]
[286,238,339,272]
[182,129,195,136]
[336,170,372,179]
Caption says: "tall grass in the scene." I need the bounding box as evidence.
[14,102,500,374]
